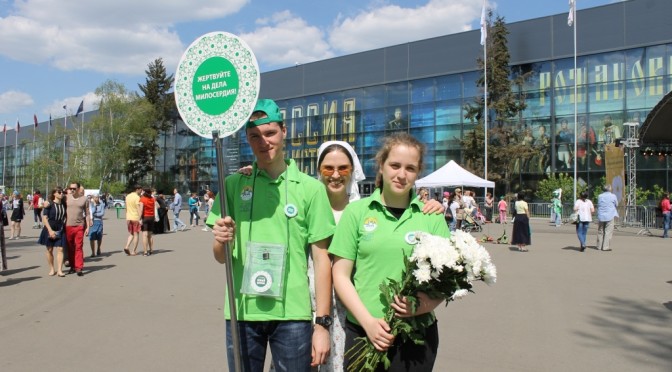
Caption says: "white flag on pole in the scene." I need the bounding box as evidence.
[480,1,487,45]
[568,0,575,26]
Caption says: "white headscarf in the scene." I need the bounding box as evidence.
[316,141,366,201]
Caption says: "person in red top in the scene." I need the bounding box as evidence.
[661,193,671,238]
[31,190,44,229]
[139,188,157,256]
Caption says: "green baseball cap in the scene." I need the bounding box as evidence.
[247,99,283,128]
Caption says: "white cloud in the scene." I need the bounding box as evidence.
[240,11,334,68]
[328,0,482,54]
[14,0,248,27]
[0,0,489,75]
[0,91,34,114]
[45,92,102,118]
[0,0,248,75]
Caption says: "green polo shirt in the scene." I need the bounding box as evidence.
[207,159,335,321]
[329,188,450,325]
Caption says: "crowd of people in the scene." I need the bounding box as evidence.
[0,183,215,277]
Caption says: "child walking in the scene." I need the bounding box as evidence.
[498,196,508,224]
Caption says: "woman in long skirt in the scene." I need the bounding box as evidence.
[153,191,171,234]
[511,192,531,252]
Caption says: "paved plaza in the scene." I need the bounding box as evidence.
[1,215,671,371]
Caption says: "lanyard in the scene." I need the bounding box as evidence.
[247,166,291,248]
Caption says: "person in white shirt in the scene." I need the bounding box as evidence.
[573,191,595,252]
[462,190,476,217]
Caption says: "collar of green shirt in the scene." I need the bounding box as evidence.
[252,159,302,184]
[366,187,422,213]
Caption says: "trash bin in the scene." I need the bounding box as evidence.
[116,207,122,219]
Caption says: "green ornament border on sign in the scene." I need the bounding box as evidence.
[175,32,260,139]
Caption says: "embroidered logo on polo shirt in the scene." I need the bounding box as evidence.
[363,217,378,232]
[240,186,253,201]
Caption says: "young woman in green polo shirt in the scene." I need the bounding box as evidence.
[330,133,450,371]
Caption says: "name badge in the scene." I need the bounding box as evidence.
[241,241,287,298]
[405,231,418,245]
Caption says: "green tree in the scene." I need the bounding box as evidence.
[95,80,156,189]
[535,173,588,202]
[31,110,97,186]
[462,11,535,193]
[136,58,176,187]
[138,58,175,133]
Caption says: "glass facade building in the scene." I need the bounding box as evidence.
[3,0,671,197]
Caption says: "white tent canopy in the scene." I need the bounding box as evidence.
[416,160,495,188]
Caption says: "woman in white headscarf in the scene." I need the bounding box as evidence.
[308,141,365,371]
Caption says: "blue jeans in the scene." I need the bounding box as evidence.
[226,320,312,372]
[663,212,670,238]
[576,221,590,247]
[172,211,186,230]
[189,207,199,225]
[554,211,561,226]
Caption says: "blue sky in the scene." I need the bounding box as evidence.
[0,0,623,128]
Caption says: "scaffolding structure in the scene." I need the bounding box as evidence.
[623,123,639,206]
[622,122,647,232]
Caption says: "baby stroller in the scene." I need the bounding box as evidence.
[461,208,484,233]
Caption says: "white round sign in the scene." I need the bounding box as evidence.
[174,32,260,138]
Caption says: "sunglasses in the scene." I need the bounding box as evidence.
[320,165,352,177]
[55,190,63,194]
[69,187,77,191]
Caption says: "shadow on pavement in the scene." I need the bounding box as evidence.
[576,296,672,369]
[0,265,40,276]
[0,276,41,287]
[149,249,173,255]
[84,264,116,274]
[4,242,40,250]
[666,281,672,312]
[98,251,122,258]
[561,245,581,252]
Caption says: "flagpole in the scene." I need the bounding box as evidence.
[14,119,18,191]
[46,115,51,192]
[2,124,6,187]
[63,106,67,186]
[481,0,488,200]
[32,116,36,193]
[572,1,578,202]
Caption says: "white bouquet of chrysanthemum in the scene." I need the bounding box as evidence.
[346,230,497,371]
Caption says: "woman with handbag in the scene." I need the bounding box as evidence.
[573,191,595,252]
[37,188,67,277]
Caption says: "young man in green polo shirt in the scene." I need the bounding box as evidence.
[208,99,335,371]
